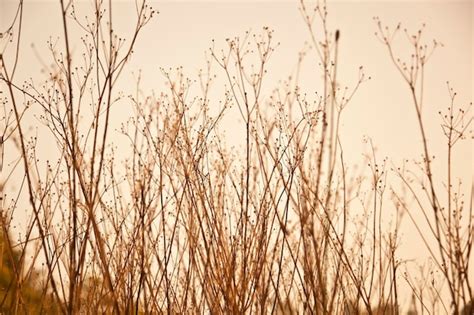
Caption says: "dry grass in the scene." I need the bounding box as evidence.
[0,0,471,314]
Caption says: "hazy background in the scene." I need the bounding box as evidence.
[2,0,471,164]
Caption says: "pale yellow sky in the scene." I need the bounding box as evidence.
[3,1,470,161]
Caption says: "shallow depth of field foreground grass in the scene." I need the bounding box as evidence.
[0,0,472,314]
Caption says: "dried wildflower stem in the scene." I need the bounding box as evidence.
[377,18,472,314]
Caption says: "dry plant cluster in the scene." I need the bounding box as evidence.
[0,0,472,314]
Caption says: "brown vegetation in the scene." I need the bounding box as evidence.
[0,0,471,314]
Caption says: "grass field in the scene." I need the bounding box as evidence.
[0,0,472,313]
